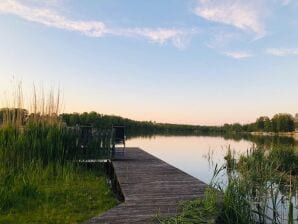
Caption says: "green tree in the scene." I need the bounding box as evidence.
[271,113,295,132]
[256,117,266,131]
[263,117,272,132]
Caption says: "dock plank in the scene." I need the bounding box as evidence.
[86,147,209,224]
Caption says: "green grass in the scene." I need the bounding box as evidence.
[0,104,116,223]
[157,188,221,224]
[0,164,118,224]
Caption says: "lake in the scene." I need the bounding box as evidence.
[126,135,253,183]
[126,134,298,223]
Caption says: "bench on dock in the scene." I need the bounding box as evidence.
[77,125,93,149]
[112,125,126,153]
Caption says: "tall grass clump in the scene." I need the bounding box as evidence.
[159,146,297,224]
[157,187,221,223]
[219,146,298,224]
[0,86,77,169]
[0,86,73,210]
[0,84,117,222]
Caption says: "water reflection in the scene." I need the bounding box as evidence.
[126,134,298,223]
[126,135,252,183]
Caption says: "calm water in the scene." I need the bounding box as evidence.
[126,135,298,222]
[126,135,253,183]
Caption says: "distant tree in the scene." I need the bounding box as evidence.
[222,123,243,133]
[232,123,242,132]
[255,116,272,132]
[223,124,231,132]
[68,113,80,126]
[242,123,256,132]
[256,117,265,131]
[263,117,272,132]
[271,113,295,132]
[59,112,224,135]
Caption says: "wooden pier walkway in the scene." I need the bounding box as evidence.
[86,147,209,224]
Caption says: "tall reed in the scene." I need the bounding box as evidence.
[159,145,298,223]
[0,83,113,214]
[220,146,298,223]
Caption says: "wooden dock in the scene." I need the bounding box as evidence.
[86,147,209,224]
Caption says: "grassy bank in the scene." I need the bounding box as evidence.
[0,119,117,223]
[0,89,117,223]
[0,164,117,224]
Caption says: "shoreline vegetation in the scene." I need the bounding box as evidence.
[60,112,297,133]
[0,86,297,223]
[1,108,297,138]
[159,145,298,224]
[0,89,118,224]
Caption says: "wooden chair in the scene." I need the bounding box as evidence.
[78,125,93,149]
[112,125,126,154]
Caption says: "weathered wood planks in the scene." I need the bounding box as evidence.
[85,147,209,224]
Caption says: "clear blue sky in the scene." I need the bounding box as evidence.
[0,0,297,125]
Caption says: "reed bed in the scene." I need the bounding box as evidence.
[159,146,298,224]
[0,85,116,223]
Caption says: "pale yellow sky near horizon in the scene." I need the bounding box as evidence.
[0,78,296,126]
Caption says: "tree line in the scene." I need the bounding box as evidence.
[223,113,296,133]
[1,109,296,134]
[59,112,223,135]
[60,112,296,134]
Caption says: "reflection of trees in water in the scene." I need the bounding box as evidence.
[127,131,296,149]
[241,135,296,148]
[126,129,224,139]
